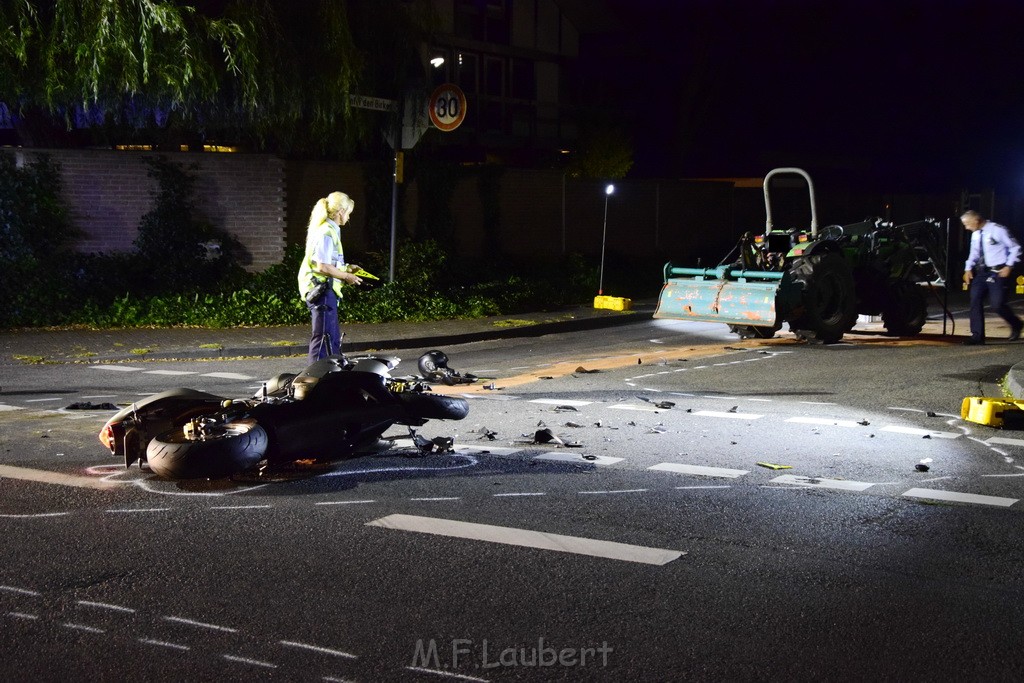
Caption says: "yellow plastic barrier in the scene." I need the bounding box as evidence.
[593,296,632,311]
[961,396,1024,428]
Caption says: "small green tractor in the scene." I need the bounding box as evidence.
[654,167,945,343]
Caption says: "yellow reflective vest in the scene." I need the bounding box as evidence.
[298,220,345,300]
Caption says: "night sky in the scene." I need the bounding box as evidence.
[574,0,1024,194]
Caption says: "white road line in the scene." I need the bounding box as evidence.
[648,463,749,479]
[279,640,358,659]
[405,666,490,682]
[82,395,117,399]
[367,514,685,565]
[0,404,25,411]
[902,488,1018,507]
[209,505,273,510]
[786,417,864,428]
[24,398,62,403]
[405,663,489,679]
[77,600,135,613]
[144,370,197,376]
[986,436,1024,447]
[139,638,190,651]
[607,404,661,413]
[880,426,961,439]
[7,612,39,620]
[315,500,378,506]
[0,585,41,597]
[459,393,519,401]
[410,497,461,502]
[579,489,649,495]
[493,492,546,497]
[798,401,837,406]
[532,453,624,466]
[64,622,105,634]
[164,616,238,633]
[692,410,762,420]
[455,445,523,457]
[223,654,277,669]
[89,365,144,372]
[528,398,592,406]
[0,464,119,491]
[0,512,71,519]
[106,508,172,514]
[201,372,253,380]
[770,475,875,492]
[675,485,732,490]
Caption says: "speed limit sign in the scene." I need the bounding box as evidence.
[428,83,467,132]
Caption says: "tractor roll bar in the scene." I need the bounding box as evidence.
[763,167,818,238]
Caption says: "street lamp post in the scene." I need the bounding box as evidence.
[598,183,615,296]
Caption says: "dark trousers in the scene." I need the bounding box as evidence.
[307,288,341,363]
[969,270,1022,340]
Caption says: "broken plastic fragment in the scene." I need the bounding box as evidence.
[757,462,792,470]
[533,428,564,445]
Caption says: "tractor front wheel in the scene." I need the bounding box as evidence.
[882,281,927,336]
[787,253,857,344]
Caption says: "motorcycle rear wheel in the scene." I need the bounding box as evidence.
[395,392,469,421]
[147,419,268,479]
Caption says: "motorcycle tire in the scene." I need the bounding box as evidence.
[146,419,268,480]
[395,392,469,421]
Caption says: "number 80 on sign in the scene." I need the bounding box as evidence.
[428,83,467,132]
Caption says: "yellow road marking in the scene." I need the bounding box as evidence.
[0,464,119,490]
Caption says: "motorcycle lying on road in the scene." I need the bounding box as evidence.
[98,353,470,480]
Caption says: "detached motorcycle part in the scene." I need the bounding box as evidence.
[147,419,268,479]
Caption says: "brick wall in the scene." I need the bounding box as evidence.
[3,148,286,271]
[4,148,963,276]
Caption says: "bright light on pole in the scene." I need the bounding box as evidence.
[598,184,615,295]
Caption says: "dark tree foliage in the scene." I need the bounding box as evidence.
[0,1,435,156]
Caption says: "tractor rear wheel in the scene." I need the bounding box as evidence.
[787,253,857,343]
[882,281,927,336]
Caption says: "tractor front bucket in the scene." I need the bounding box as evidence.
[653,265,784,326]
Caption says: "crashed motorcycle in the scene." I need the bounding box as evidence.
[98,353,469,479]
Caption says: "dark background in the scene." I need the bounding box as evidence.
[573,0,1024,194]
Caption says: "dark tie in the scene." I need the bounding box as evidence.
[979,231,986,267]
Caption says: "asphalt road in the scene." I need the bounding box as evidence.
[3,315,1024,681]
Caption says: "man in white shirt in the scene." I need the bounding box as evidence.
[962,210,1023,345]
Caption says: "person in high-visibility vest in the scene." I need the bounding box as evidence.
[298,191,363,362]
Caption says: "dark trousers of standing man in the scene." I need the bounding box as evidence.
[307,288,341,364]
[969,267,1022,341]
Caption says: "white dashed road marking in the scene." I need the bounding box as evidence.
[532,452,624,466]
[985,436,1024,447]
[902,488,1018,507]
[528,398,592,406]
[200,372,253,380]
[648,463,749,478]
[691,410,762,420]
[89,365,143,372]
[880,426,962,439]
[367,514,686,565]
[770,474,875,492]
[786,417,865,428]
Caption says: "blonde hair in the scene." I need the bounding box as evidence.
[306,191,355,250]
